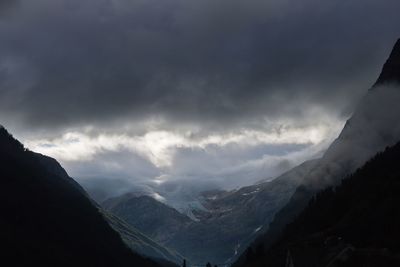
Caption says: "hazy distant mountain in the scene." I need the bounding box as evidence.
[103,194,192,245]
[168,159,320,264]
[0,126,175,267]
[233,38,400,266]
[237,141,400,266]
[103,209,183,264]
[102,159,318,264]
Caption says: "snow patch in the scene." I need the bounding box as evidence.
[152,192,166,202]
[253,225,262,234]
[242,187,260,196]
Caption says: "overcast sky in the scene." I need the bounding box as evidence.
[1,0,400,199]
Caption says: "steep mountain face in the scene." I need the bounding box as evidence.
[233,38,400,266]
[375,39,400,85]
[0,126,174,267]
[103,194,192,244]
[238,142,400,267]
[102,208,183,264]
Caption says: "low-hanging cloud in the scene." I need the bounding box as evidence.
[26,119,343,201]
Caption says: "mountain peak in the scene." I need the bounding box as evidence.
[375,38,400,86]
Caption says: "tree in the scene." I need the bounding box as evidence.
[206,262,212,267]
[182,259,186,267]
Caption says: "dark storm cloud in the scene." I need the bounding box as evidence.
[0,0,400,133]
[0,0,18,14]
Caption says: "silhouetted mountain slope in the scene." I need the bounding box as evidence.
[375,38,400,85]
[238,142,400,267]
[0,126,169,267]
[234,38,400,267]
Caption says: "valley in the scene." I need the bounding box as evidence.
[2,2,400,265]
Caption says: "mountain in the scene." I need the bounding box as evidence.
[237,141,400,266]
[166,159,319,264]
[0,126,175,267]
[375,39,400,85]
[102,159,318,264]
[233,38,400,266]
[103,194,192,245]
[102,209,183,264]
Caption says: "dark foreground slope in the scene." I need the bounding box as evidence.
[375,38,400,85]
[0,127,165,267]
[239,141,400,267]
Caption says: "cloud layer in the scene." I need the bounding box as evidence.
[25,119,343,201]
[1,0,400,131]
[1,0,400,199]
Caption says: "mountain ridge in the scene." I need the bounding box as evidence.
[0,126,176,267]
[237,141,400,266]
[103,194,192,245]
[102,158,320,264]
[375,38,400,85]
